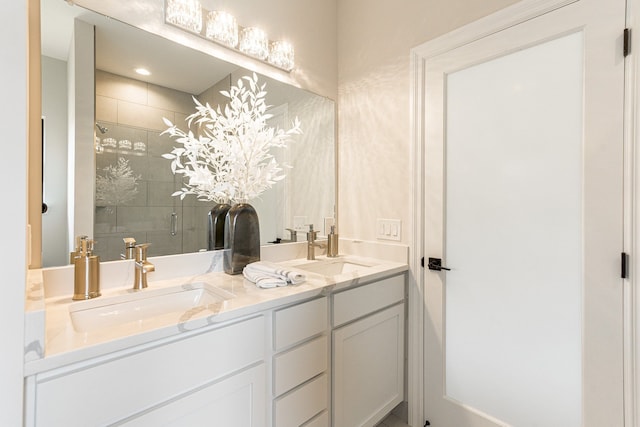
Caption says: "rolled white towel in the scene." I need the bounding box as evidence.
[245,274,288,289]
[243,261,306,287]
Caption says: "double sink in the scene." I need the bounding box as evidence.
[67,256,378,334]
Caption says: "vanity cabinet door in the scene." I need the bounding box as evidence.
[122,363,267,427]
[32,315,266,426]
[333,303,405,427]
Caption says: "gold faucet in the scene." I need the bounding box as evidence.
[133,243,155,290]
[121,237,136,260]
[306,224,326,260]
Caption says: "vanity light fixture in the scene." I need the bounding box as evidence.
[239,27,269,60]
[164,2,295,71]
[268,41,295,72]
[205,11,238,48]
[165,0,202,34]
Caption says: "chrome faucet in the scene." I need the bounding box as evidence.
[306,224,326,260]
[285,228,297,242]
[133,243,155,290]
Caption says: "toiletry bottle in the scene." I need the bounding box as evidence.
[73,238,101,300]
[327,225,339,257]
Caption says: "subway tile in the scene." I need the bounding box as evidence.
[148,181,177,206]
[147,83,196,115]
[94,206,116,234]
[95,151,117,171]
[117,100,174,132]
[147,130,176,157]
[147,156,175,182]
[116,206,179,233]
[146,230,183,257]
[118,152,148,181]
[174,112,189,128]
[96,96,117,123]
[96,70,147,105]
[120,180,148,207]
[182,206,209,253]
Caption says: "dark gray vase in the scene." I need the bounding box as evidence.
[207,203,231,250]
[224,203,260,274]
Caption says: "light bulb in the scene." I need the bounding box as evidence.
[206,11,238,48]
[165,0,202,34]
[239,27,269,60]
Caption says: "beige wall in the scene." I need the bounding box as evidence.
[337,0,519,243]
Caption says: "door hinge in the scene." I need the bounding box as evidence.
[624,28,631,57]
[622,252,629,279]
[424,421,431,426]
[421,256,424,268]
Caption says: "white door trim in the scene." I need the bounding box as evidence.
[408,0,636,426]
[626,1,639,426]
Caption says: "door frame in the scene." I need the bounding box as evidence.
[408,0,638,425]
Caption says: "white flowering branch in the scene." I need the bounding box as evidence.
[162,73,302,203]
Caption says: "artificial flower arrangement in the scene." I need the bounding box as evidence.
[161,73,302,203]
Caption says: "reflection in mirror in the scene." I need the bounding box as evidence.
[40,1,335,266]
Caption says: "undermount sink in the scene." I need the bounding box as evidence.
[69,282,234,333]
[294,257,379,276]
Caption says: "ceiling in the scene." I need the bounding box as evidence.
[40,0,238,95]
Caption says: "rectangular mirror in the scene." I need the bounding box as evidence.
[40,0,336,266]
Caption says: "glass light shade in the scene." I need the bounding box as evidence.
[205,11,238,48]
[165,0,202,34]
[268,41,295,71]
[239,27,269,60]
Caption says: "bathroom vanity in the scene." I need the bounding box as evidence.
[23,241,408,427]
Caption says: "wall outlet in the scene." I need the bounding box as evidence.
[376,218,402,241]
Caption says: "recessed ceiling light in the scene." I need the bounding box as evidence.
[134,68,151,76]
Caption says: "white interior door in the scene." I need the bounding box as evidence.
[420,0,626,425]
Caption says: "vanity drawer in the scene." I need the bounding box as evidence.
[274,373,328,427]
[34,316,266,426]
[274,335,328,396]
[333,274,405,327]
[274,297,328,350]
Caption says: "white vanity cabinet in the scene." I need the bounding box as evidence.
[332,274,406,427]
[272,296,330,427]
[25,267,409,427]
[27,315,268,427]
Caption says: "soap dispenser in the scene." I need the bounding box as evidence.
[69,235,88,264]
[327,225,339,257]
[72,237,101,300]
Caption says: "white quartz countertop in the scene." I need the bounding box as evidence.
[24,240,408,375]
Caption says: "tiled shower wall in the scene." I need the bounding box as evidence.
[94,70,227,261]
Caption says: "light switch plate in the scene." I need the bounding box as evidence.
[376,218,402,241]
